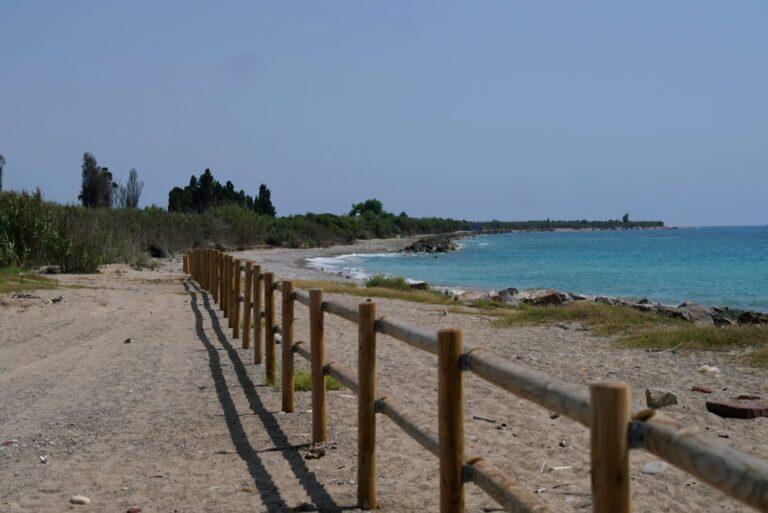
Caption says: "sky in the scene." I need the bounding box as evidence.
[0,2,766,226]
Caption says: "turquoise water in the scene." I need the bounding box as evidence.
[308,227,768,311]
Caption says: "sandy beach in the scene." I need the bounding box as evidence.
[1,245,767,512]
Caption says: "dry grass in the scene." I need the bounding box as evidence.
[0,268,59,294]
[490,301,683,336]
[745,348,768,368]
[620,324,768,351]
[293,279,455,305]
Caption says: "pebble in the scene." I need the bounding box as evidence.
[69,495,91,505]
[641,461,668,474]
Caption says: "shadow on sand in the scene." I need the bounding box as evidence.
[185,280,354,512]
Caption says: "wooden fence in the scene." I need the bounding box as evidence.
[184,248,768,513]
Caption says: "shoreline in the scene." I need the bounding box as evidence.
[236,232,767,318]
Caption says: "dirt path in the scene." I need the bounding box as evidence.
[1,261,766,512]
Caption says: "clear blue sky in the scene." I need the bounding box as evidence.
[1,2,766,226]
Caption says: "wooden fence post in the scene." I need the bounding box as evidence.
[233,259,242,339]
[212,251,219,304]
[222,255,229,318]
[208,249,214,292]
[253,265,263,365]
[228,256,235,328]
[264,272,276,386]
[591,382,631,513]
[217,252,224,308]
[190,250,195,281]
[358,302,377,510]
[438,328,465,513]
[183,254,188,274]
[205,249,211,291]
[310,289,327,444]
[282,280,295,412]
[243,261,253,349]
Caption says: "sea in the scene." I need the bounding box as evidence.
[307,226,768,312]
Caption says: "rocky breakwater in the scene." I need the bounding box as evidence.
[400,234,463,254]
[472,287,768,326]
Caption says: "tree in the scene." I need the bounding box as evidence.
[79,153,115,208]
[622,212,630,224]
[349,198,384,216]
[254,184,276,217]
[124,168,144,208]
[0,154,5,192]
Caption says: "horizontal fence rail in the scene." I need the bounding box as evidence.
[186,248,768,513]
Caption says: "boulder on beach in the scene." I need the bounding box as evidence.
[400,235,459,254]
[514,288,567,306]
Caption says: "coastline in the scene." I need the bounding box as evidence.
[235,231,768,318]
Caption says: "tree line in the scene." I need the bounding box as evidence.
[167,168,275,217]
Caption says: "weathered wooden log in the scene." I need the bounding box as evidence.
[282,280,295,413]
[635,411,768,511]
[263,272,276,386]
[325,360,358,394]
[465,458,552,513]
[465,348,591,427]
[377,317,437,355]
[591,382,631,513]
[294,289,311,307]
[377,397,438,456]
[232,259,241,339]
[253,265,262,364]
[242,261,253,349]
[438,328,464,513]
[310,289,327,444]
[323,300,359,323]
[358,302,377,510]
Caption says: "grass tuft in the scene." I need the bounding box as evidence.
[746,348,768,368]
[365,274,411,291]
[0,267,59,294]
[293,370,344,392]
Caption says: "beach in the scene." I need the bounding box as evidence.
[1,248,767,512]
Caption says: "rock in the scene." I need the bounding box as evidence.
[492,287,519,304]
[697,365,720,374]
[400,235,460,254]
[706,400,768,419]
[645,388,679,409]
[515,288,566,306]
[677,304,715,325]
[691,386,714,394]
[126,508,142,513]
[711,312,736,326]
[641,461,668,474]
[123,338,132,344]
[69,495,91,505]
[735,394,762,400]
[737,311,767,325]
[409,281,429,291]
[147,243,172,259]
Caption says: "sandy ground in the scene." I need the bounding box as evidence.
[1,248,767,513]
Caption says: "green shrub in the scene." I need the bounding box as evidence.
[365,274,411,291]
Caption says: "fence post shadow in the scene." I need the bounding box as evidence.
[185,280,348,512]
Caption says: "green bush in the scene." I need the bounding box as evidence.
[365,274,411,291]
